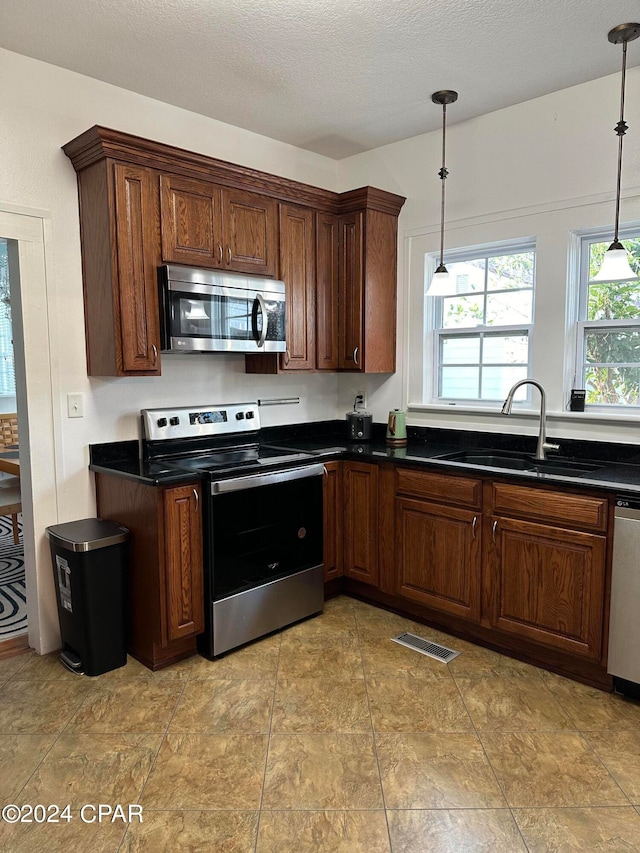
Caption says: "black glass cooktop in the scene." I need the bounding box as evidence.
[163,445,313,475]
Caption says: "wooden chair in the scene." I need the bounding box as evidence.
[0,477,21,544]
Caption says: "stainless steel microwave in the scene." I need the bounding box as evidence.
[158,264,286,354]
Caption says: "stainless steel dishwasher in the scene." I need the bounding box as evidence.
[608,495,640,697]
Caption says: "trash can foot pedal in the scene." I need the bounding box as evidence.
[60,650,84,675]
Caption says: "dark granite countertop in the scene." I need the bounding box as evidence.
[89,422,640,496]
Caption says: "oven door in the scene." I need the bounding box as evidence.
[199,464,325,657]
[160,278,286,353]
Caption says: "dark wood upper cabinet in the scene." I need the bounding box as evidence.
[63,126,405,377]
[315,212,340,370]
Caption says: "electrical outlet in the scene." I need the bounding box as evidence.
[67,393,84,418]
[354,393,365,409]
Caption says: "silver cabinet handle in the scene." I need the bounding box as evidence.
[192,488,199,510]
[353,346,359,366]
[217,243,223,263]
[472,515,477,539]
[227,246,232,265]
[284,349,290,366]
[492,520,498,544]
[151,344,158,366]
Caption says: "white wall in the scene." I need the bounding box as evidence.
[338,70,640,445]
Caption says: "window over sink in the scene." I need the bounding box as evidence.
[422,240,535,405]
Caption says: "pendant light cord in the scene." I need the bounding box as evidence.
[438,103,448,267]
[614,39,629,244]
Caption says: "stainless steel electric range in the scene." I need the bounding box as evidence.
[142,402,325,657]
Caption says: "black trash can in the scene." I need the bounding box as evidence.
[46,518,129,676]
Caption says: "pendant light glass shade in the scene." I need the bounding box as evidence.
[427,90,458,297]
[594,23,640,282]
[592,242,637,281]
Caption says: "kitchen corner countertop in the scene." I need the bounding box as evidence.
[89,425,640,496]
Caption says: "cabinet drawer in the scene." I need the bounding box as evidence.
[396,467,482,510]
[490,482,609,532]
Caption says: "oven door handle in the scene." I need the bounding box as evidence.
[210,463,326,494]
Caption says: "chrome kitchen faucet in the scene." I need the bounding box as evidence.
[501,379,560,461]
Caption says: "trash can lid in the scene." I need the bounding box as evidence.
[46,518,129,552]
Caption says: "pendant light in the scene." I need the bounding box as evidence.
[426,89,458,296]
[593,23,640,282]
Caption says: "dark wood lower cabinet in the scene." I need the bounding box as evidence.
[484,514,606,660]
[322,461,343,582]
[95,473,203,670]
[396,496,481,621]
[342,461,378,586]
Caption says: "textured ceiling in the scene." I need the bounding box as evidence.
[2,0,640,159]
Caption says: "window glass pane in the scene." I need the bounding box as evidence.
[585,366,640,406]
[486,290,532,325]
[483,334,529,364]
[0,241,14,397]
[584,328,640,364]
[442,295,484,328]
[447,259,485,293]
[587,281,640,321]
[441,335,480,364]
[487,252,535,290]
[481,366,528,401]
[440,366,479,399]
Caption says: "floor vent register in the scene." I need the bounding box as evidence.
[392,632,460,663]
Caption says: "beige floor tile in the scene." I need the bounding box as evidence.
[376,732,506,809]
[169,677,274,734]
[0,652,30,681]
[278,633,364,679]
[0,812,127,853]
[543,675,640,730]
[0,734,56,800]
[18,733,160,809]
[272,677,371,733]
[359,633,455,679]
[514,806,640,852]
[262,733,383,810]
[456,674,575,731]
[189,636,281,679]
[257,810,390,852]
[0,680,93,733]
[481,731,629,808]
[95,655,194,680]
[122,809,259,852]
[66,679,184,733]
[142,733,268,809]
[367,676,473,732]
[387,808,527,853]
[585,730,640,803]
[282,601,357,637]
[448,646,545,678]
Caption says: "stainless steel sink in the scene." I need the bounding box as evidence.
[436,450,602,478]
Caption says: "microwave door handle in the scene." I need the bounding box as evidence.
[252,293,268,347]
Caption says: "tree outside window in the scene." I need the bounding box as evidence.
[579,236,640,406]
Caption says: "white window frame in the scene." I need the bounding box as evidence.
[574,224,640,410]
[424,239,536,406]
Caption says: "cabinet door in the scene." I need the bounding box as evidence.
[485,515,606,660]
[343,461,378,586]
[162,484,204,644]
[323,461,343,581]
[113,163,161,373]
[338,211,364,371]
[278,204,316,370]
[221,187,278,276]
[316,212,339,370]
[396,497,481,621]
[160,174,223,267]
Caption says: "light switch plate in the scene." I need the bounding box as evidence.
[67,393,84,418]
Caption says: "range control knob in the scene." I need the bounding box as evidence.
[169,416,180,426]
[235,412,245,420]
[157,417,167,428]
